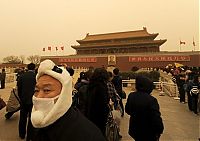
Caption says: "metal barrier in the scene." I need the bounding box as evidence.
[122,79,178,97]
[154,81,178,97]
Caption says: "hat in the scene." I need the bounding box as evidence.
[31,59,72,128]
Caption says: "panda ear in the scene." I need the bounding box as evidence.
[38,60,55,73]
[52,66,63,74]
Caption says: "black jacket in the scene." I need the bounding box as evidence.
[17,71,36,105]
[125,91,164,140]
[87,81,110,134]
[111,75,123,97]
[32,107,106,141]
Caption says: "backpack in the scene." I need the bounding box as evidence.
[190,86,199,95]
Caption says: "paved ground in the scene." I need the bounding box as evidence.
[0,82,199,141]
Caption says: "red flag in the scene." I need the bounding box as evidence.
[48,46,51,51]
[42,48,45,51]
[61,46,64,50]
[180,41,186,45]
[55,47,58,51]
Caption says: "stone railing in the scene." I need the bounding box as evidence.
[159,71,178,97]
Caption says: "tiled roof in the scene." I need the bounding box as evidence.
[72,39,167,49]
[78,27,157,42]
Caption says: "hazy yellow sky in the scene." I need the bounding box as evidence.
[0,0,199,62]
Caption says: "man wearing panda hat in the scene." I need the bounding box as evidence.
[31,60,105,141]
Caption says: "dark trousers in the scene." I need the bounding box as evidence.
[0,80,5,89]
[19,104,33,141]
[187,92,193,111]
[179,87,185,102]
[192,95,198,114]
[119,99,124,116]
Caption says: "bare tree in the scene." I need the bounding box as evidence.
[27,55,41,65]
[3,56,21,64]
[19,55,25,64]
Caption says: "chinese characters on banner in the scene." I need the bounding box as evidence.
[42,46,64,51]
[129,55,190,62]
[59,57,97,63]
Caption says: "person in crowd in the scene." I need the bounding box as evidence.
[125,75,164,141]
[107,71,120,110]
[187,75,200,114]
[16,67,25,81]
[0,68,6,89]
[176,72,186,103]
[75,71,91,115]
[107,71,122,138]
[185,71,195,111]
[17,63,36,140]
[112,68,124,117]
[86,68,110,136]
[31,59,105,141]
[74,71,87,91]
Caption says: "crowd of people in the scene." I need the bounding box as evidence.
[6,59,200,140]
[169,66,200,115]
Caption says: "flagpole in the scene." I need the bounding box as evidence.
[193,37,195,51]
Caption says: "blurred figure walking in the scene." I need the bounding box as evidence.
[112,68,124,117]
[17,63,36,140]
[0,68,6,89]
[125,75,164,141]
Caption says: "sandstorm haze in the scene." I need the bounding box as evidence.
[0,0,199,63]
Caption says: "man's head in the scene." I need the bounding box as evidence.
[27,63,36,70]
[31,59,72,128]
[113,68,119,75]
[136,75,154,94]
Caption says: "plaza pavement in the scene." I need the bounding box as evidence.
[0,82,199,141]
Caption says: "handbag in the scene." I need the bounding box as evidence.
[0,97,6,110]
[6,88,21,112]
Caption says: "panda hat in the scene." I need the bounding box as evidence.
[31,59,72,128]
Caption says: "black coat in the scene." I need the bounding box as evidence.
[87,82,110,134]
[32,107,106,141]
[77,84,89,115]
[111,75,123,97]
[125,91,164,140]
[17,71,36,105]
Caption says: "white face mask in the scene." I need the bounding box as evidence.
[32,95,60,116]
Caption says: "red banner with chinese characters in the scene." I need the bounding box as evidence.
[59,57,97,63]
[129,55,190,62]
